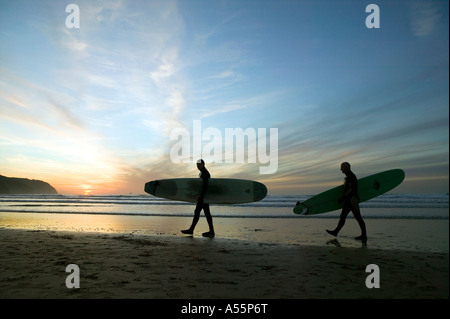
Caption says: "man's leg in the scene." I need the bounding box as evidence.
[181,202,202,234]
[203,204,214,232]
[350,197,367,240]
[202,204,215,237]
[327,205,351,237]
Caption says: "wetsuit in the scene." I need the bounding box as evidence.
[190,168,214,234]
[343,170,359,202]
[335,170,366,237]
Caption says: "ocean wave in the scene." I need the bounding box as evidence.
[0,193,448,219]
[0,210,448,220]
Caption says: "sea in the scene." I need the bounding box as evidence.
[0,193,448,219]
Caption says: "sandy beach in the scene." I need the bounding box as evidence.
[0,226,448,300]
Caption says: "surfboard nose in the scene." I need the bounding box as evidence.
[144,181,156,195]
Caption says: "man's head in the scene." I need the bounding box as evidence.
[197,159,205,170]
[340,162,351,174]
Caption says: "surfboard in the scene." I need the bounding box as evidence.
[145,178,267,204]
[293,169,405,215]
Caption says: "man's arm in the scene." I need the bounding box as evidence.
[343,175,357,198]
[198,177,208,203]
[340,176,355,202]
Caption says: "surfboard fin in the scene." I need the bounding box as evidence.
[299,204,309,215]
[294,202,309,215]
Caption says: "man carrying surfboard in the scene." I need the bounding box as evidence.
[326,162,367,242]
[181,159,215,238]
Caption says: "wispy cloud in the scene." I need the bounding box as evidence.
[194,10,244,46]
[207,70,236,80]
[409,1,442,37]
[1,1,448,194]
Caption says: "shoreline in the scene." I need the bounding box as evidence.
[1,212,448,253]
[0,227,448,299]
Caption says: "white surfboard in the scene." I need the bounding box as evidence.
[145,178,267,204]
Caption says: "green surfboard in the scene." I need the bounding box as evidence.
[293,169,405,215]
[145,178,267,204]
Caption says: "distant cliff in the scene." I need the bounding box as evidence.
[0,175,58,194]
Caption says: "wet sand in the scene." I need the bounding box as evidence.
[0,227,448,299]
[0,212,448,252]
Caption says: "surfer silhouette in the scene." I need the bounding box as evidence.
[181,159,215,238]
[326,162,367,242]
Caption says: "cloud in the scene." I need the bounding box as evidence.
[207,70,236,79]
[61,28,88,53]
[150,63,176,85]
[2,0,448,194]
[409,1,442,37]
[194,10,244,46]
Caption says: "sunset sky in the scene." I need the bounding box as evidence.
[0,0,448,195]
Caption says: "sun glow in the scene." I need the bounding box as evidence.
[81,185,92,196]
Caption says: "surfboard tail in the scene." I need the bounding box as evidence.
[293,203,309,215]
[253,182,268,202]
